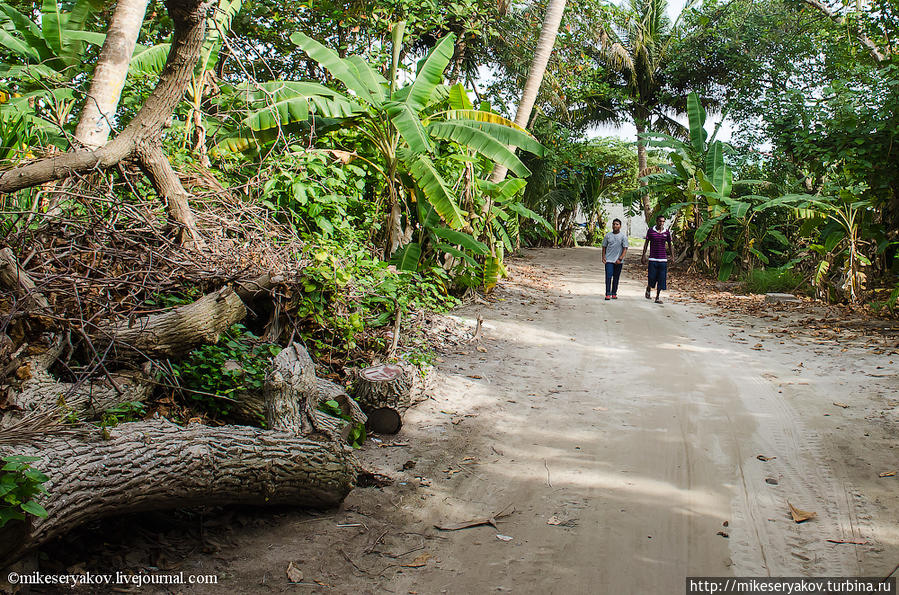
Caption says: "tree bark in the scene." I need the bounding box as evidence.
[264,343,317,434]
[489,0,567,183]
[233,376,365,430]
[0,248,49,312]
[7,365,153,421]
[0,418,360,565]
[74,0,151,148]
[135,142,204,247]
[0,0,212,246]
[94,285,246,361]
[351,364,412,434]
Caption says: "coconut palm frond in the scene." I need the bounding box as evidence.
[644,0,671,43]
[650,111,689,140]
[597,29,636,76]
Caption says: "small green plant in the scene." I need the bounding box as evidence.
[57,395,80,425]
[871,283,899,314]
[99,401,147,427]
[318,399,367,448]
[0,456,49,527]
[169,324,281,418]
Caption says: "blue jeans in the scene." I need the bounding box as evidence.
[647,260,667,290]
[605,262,623,296]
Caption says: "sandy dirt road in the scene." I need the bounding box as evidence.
[176,247,899,593]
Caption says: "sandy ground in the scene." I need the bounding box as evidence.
[10,247,898,594]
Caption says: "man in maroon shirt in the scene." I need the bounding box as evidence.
[641,214,674,303]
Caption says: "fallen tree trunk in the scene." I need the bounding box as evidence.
[6,364,153,420]
[351,364,413,434]
[0,418,359,565]
[93,285,246,360]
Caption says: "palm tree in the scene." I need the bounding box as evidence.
[74,0,149,148]
[490,0,567,183]
[592,0,697,222]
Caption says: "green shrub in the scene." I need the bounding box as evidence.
[295,242,458,358]
[169,324,281,419]
[742,267,805,294]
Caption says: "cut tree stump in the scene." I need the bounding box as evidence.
[234,349,367,438]
[351,364,413,434]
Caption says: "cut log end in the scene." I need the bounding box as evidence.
[367,407,403,434]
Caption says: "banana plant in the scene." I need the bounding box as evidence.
[222,24,543,258]
[774,185,875,303]
[0,0,103,143]
[630,92,759,276]
[0,0,104,82]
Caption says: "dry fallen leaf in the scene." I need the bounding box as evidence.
[878,471,896,478]
[547,516,562,525]
[757,455,776,462]
[435,506,515,531]
[752,343,764,350]
[286,562,303,583]
[826,538,869,545]
[496,534,513,541]
[833,402,850,408]
[325,149,356,164]
[476,345,488,353]
[402,552,433,568]
[788,501,817,523]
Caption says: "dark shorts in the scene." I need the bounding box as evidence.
[648,260,667,290]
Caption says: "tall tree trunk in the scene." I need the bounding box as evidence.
[448,38,467,84]
[74,0,150,148]
[635,121,651,225]
[489,0,567,183]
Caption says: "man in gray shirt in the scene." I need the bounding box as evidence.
[601,218,628,300]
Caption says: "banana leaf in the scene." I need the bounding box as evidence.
[405,34,455,113]
[389,242,421,271]
[407,154,465,229]
[431,227,489,255]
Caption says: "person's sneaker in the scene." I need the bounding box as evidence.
[604,295,611,300]
[611,295,618,299]
[655,298,663,304]
[645,287,651,299]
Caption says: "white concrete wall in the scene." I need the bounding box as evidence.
[601,201,647,239]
